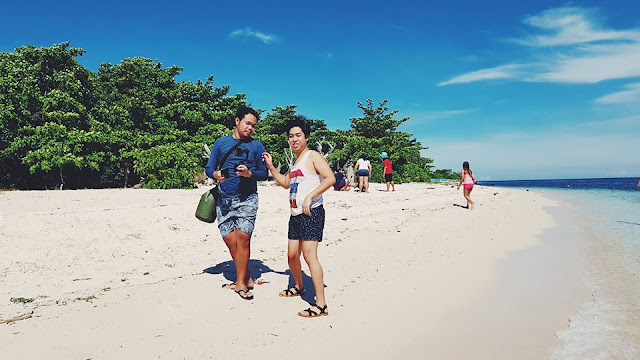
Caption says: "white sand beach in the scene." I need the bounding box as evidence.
[0,183,589,359]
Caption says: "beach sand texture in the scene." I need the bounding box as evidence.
[0,183,587,359]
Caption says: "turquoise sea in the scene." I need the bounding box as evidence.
[483,177,640,358]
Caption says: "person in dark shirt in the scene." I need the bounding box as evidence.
[333,168,350,191]
[205,106,268,300]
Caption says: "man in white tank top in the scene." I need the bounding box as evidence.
[262,118,336,318]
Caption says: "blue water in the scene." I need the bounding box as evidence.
[479,177,640,248]
[482,177,640,357]
[478,177,640,191]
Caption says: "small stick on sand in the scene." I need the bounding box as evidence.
[1,311,35,324]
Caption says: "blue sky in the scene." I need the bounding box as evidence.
[2,0,639,180]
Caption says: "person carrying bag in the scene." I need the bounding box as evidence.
[202,107,268,300]
[195,141,244,223]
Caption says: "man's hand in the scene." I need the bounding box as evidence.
[261,152,274,169]
[213,170,226,183]
[302,196,312,216]
[236,164,252,178]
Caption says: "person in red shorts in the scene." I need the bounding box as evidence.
[380,152,395,192]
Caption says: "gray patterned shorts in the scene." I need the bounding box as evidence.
[216,193,259,238]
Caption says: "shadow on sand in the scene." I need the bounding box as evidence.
[203,260,321,304]
[453,203,469,209]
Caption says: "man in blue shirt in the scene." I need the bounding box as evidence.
[205,106,268,300]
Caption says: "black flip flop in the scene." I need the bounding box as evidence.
[222,282,254,290]
[235,289,254,300]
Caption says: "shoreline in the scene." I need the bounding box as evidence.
[538,189,640,359]
[0,184,593,359]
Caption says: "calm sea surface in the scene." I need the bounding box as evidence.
[478,177,640,191]
[480,177,640,358]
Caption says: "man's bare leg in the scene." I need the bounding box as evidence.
[280,240,304,296]
[223,229,254,293]
[300,240,326,308]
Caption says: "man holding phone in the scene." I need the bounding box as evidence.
[205,106,268,300]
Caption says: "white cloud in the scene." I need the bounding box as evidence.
[439,64,524,86]
[595,82,640,104]
[440,6,640,86]
[532,43,640,83]
[517,7,639,47]
[229,27,279,44]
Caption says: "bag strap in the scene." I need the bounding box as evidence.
[217,139,245,170]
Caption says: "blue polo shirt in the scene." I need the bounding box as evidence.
[205,135,268,198]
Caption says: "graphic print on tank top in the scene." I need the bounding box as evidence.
[289,169,304,208]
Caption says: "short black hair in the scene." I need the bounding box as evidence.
[236,106,259,121]
[286,117,311,138]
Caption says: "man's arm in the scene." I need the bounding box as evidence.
[307,151,336,199]
[300,151,336,216]
[262,152,291,189]
[205,141,220,179]
[249,142,269,181]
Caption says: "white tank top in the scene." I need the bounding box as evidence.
[357,159,370,170]
[289,150,323,216]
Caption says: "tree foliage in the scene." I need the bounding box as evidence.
[432,168,461,180]
[1,43,435,189]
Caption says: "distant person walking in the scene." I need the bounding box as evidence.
[354,156,372,193]
[380,152,395,192]
[262,118,335,318]
[457,161,476,210]
[205,106,269,300]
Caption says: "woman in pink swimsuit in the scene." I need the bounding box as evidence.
[457,161,476,210]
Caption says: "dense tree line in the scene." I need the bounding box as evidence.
[1,43,435,189]
[431,169,462,180]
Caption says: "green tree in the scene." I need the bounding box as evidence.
[0,43,437,189]
[432,169,461,180]
[0,42,94,188]
[6,123,103,189]
[349,99,406,138]
[130,142,202,189]
[345,99,432,183]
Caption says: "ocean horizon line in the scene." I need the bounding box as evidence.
[479,176,640,182]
